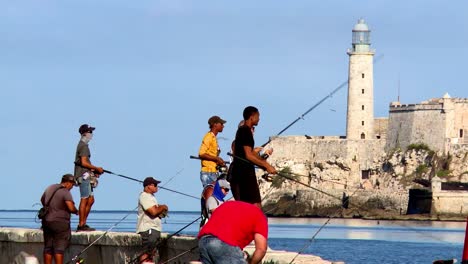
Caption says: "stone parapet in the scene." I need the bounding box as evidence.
[0,228,332,264]
[432,190,468,215]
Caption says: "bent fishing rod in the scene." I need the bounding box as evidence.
[103,169,199,200]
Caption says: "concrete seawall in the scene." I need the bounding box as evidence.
[0,228,335,264]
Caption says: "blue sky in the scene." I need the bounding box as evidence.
[1,1,467,211]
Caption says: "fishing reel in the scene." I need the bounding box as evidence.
[159,209,168,219]
[216,165,228,174]
[216,165,229,179]
[72,257,84,264]
[261,173,274,182]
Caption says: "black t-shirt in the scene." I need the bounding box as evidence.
[232,125,255,181]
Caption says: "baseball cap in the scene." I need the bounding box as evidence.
[61,174,75,183]
[218,179,231,190]
[79,124,95,135]
[208,116,226,126]
[143,177,161,187]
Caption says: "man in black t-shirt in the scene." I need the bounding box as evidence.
[230,106,277,208]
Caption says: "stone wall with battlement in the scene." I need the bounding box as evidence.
[386,97,468,153]
[267,136,385,185]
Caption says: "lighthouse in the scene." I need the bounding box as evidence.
[346,19,375,140]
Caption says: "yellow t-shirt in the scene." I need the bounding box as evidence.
[198,132,220,172]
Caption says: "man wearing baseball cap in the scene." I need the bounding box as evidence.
[40,174,78,264]
[136,177,169,263]
[74,124,104,232]
[198,115,227,187]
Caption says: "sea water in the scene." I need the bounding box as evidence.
[0,210,464,264]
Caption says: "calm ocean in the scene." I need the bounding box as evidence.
[0,210,464,264]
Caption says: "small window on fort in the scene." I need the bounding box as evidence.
[362,73,365,78]
[362,89,365,94]
[460,129,464,138]
[362,105,365,110]
[376,135,381,139]
[361,170,370,179]
[361,133,365,139]
[362,121,365,126]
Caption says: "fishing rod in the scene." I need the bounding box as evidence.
[159,246,198,264]
[128,216,202,264]
[229,151,454,256]
[189,155,230,164]
[286,186,362,264]
[103,169,199,200]
[65,207,139,264]
[261,54,384,147]
[227,152,345,202]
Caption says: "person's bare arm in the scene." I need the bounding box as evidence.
[243,146,277,174]
[145,204,169,218]
[80,156,104,174]
[199,153,225,166]
[249,233,267,264]
[65,201,78,215]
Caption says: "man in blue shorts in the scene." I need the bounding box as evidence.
[74,124,104,232]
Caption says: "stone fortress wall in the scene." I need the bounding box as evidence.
[263,98,468,217]
[260,19,468,217]
[386,96,468,153]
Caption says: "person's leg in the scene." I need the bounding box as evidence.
[83,195,94,224]
[139,229,160,263]
[53,253,64,264]
[230,181,240,201]
[51,221,71,264]
[139,253,150,263]
[43,222,54,264]
[78,179,94,228]
[43,252,53,264]
[78,197,88,226]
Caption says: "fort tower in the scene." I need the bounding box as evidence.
[346,19,375,140]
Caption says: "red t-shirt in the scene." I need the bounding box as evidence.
[198,201,268,249]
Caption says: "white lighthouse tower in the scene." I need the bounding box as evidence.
[346,19,375,140]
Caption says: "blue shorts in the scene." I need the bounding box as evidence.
[79,178,94,198]
[199,235,246,264]
[200,172,218,187]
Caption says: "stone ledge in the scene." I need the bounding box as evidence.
[0,228,334,264]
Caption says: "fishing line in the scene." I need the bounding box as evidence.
[161,167,185,187]
[103,169,199,200]
[65,206,138,264]
[287,187,361,264]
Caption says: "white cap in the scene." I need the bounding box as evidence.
[218,179,231,189]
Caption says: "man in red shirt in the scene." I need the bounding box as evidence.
[198,201,268,264]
